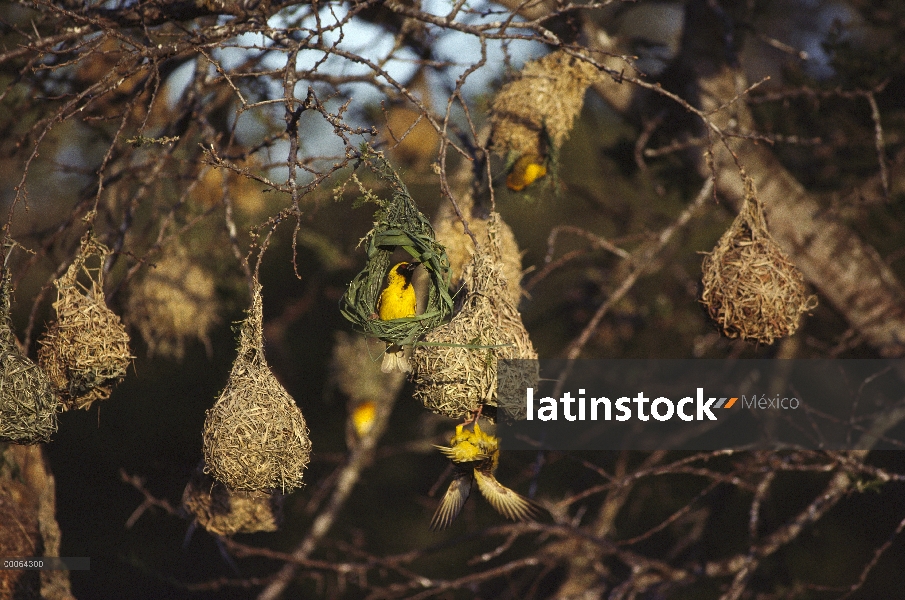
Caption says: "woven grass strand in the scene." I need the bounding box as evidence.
[202,282,311,493]
[701,175,817,343]
[0,272,58,445]
[413,213,538,421]
[38,235,132,410]
[340,147,452,347]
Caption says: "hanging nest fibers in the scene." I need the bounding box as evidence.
[0,271,58,445]
[413,213,538,422]
[126,242,220,360]
[203,281,311,493]
[700,175,817,344]
[182,461,282,536]
[433,191,524,306]
[38,235,132,411]
[340,146,453,351]
[489,49,600,182]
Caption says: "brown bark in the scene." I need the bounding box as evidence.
[0,444,76,600]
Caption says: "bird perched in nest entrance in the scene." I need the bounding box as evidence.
[431,421,540,530]
[377,261,419,373]
[506,154,547,192]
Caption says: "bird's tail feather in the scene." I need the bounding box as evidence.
[381,345,411,374]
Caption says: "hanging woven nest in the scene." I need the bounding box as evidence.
[38,235,132,410]
[202,281,311,493]
[339,146,453,353]
[489,49,600,188]
[182,461,283,536]
[433,192,524,306]
[126,242,219,360]
[412,213,538,422]
[701,175,818,344]
[0,271,58,445]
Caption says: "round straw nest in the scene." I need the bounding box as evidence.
[701,177,817,344]
[126,242,219,360]
[182,462,282,536]
[413,214,538,422]
[203,282,311,493]
[433,193,523,306]
[489,49,600,161]
[0,274,58,445]
[38,236,132,411]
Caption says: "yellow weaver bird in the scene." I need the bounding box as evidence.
[377,261,419,373]
[506,154,547,192]
[431,421,540,530]
[351,401,377,438]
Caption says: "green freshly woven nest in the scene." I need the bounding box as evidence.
[0,271,58,445]
[38,235,132,410]
[339,146,453,348]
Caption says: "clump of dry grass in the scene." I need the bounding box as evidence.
[432,193,523,306]
[701,175,817,344]
[202,282,311,493]
[413,214,538,421]
[489,49,600,161]
[182,462,283,536]
[126,243,219,360]
[38,236,131,410]
[0,273,58,445]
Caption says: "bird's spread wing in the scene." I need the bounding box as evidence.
[434,444,489,464]
[473,469,539,522]
[430,471,473,531]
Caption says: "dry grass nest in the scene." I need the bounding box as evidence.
[413,213,538,422]
[0,274,58,445]
[701,177,817,344]
[489,49,600,160]
[182,461,282,536]
[203,282,311,493]
[126,243,219,360]
[433,193,523,306]
[38,236,132,410]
